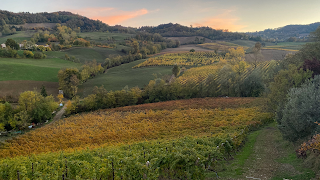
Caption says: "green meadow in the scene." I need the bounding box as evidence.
[0,58,82,82]
[78,59,173,97]
[79,32,134,42]
[46,47,125,64]
[0,31,33,44]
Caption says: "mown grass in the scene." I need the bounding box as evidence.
[205,122,317,180]
[79,32,134,42]
[271,131,316,180]
[78,58,173,97]
[46,47,125,63]
[0,31,33,44]
[0,58,82,82]
[263,42,306,50]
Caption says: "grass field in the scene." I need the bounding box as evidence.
[0,58,82,82]
[78,59,173,97]
[165,36,214,44]
[0,31,34,44]
[229,40,271,47]
[46,47,125,63]
[263,42,306,50]
[80,32,134,43]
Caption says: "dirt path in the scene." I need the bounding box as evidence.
[238,126,294,180]
[51,105,67,124]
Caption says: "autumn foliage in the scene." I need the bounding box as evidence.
[133,51,223,68]
[0,97,272,179]
[0,97,271,159]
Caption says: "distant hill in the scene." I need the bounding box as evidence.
[247,22,320,41]
[0,10,132,32]
[138,23,247,40]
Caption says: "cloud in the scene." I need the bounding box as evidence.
[70,7,148,25]
[93,9,148,25]
[192,10,246,32]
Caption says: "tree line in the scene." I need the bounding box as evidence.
[0,10,135,32]
[138,23,248,40]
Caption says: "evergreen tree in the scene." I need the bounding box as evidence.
[172,64,180,77]
[40,85,47,97]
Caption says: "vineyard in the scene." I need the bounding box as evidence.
[297,122,320,158]
[132,52,223,68]
[0,97,272,179]
[176,64,224,85]
[176,59,275,85]
[110,97,262,112]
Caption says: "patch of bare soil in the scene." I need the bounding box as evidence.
[245,49,296,62]
[0,80,59,101]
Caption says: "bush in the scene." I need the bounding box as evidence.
[23,50,34,58]
[190,49,195,52]
[34,52,45,59]
[276,75,320,142]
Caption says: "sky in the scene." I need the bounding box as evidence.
[1,0,320,32]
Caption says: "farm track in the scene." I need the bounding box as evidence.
[239,126,290,180]
[216,125,318,180]
[50,105,67,124]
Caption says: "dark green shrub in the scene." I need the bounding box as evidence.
[34,52,44,59]
[277,75,320,141]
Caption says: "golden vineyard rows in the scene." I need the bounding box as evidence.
[133,52,223,68]
[0,100,270,158]
[0,97,272,179]
[177,60,273,85]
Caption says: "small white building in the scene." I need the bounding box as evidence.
[0,44,6,48]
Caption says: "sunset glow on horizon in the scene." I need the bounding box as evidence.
[1,0,320,32]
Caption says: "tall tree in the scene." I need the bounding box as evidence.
[5,39,19,50]
[172,64,180,77]
[58,68,80,98]
[40,85,47,97]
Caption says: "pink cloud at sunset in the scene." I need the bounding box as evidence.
[70,7,148,25]
[192,10,247,32]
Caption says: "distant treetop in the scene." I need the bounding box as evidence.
[138,23,248,40]
[0,10,133,32]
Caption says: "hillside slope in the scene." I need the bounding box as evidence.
[247,22,320,41]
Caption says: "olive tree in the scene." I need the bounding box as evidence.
[277,75,320,141]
